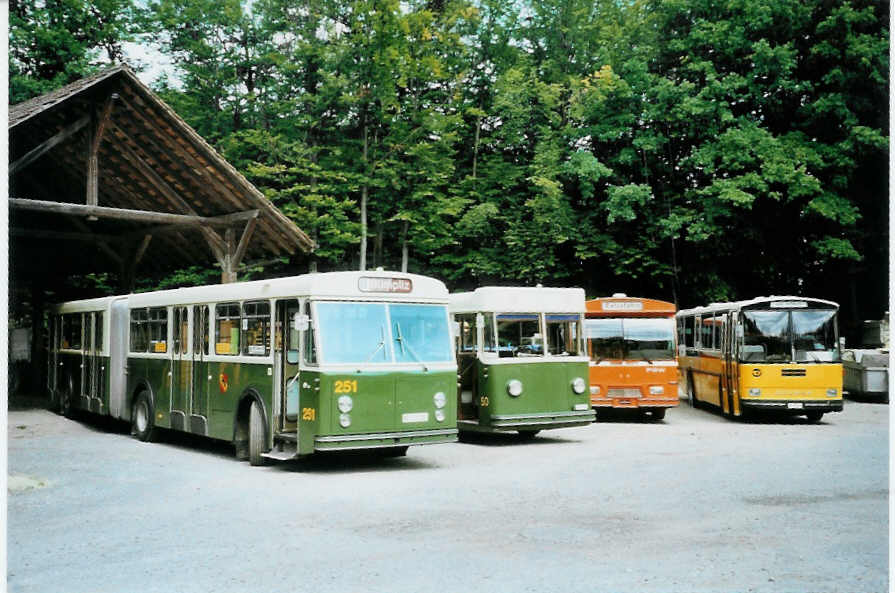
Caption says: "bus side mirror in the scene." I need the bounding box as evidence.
[293,313,310,332]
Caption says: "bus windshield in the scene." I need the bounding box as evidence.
[315,301,452,364]
[585,318,675,362]
[496,314,542,357]
[740,309,839,363]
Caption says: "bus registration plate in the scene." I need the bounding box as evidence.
[402,412,429,423]
[787,403,804,409]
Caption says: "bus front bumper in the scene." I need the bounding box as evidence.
[461,410,596,432]
[314,428,458,451]
[592,397,679,409]
[740,399,844,413]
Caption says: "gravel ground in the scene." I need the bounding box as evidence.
[7,397,888,593]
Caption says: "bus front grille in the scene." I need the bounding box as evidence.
[781,368,806,377]
[608,388,642,398]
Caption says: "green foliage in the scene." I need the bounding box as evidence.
[10,0,887,315]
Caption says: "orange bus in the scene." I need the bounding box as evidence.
[584,294,679,421]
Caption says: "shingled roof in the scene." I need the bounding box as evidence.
[9,64,313,288]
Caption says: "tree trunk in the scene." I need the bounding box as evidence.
[472,116,481,182]
[401,220,409,273]
[359,115,368,271]
[374,221,383,269]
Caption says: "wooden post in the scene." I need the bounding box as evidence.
[87,95,117,208]
[221,228,237,283]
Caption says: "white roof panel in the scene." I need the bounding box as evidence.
[450,286,585,314]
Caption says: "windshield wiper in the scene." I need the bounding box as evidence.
[394,322,428,372]
[363,325,387,364]
[628,345,653,364]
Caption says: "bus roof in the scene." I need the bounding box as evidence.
[54,271,449,310]
[677,296,839,317]
[51,296,126,314]
[585,296,676,318]
[449,286,585,314]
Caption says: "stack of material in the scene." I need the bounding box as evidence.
[843,348,889,400]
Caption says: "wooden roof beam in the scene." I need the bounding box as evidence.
[9,198,254,229]
[9,114,90,176]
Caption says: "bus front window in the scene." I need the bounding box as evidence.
[496,314,542,357]
[390,304,453,363]
[586,319,624,361]
[316,302,390,364]
[741,311,790,362]
[792,310,839,362]
[624,318,675,361]
[546,315,582,356]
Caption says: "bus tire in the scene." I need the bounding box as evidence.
[805,411,823,423]
[518,430,540,440]
[649,409,666,421]
[248,400,268,466]
[379,446,409,457]
[132,391,156,442]
[59,375,75,418]
[687,374,697,408]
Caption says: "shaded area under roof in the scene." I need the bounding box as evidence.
[9,64,313,295]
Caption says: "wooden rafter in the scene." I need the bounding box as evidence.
[9,115,90,175]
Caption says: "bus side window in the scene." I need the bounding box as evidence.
[482,313,496,353]
[130,308,149,353]
[62,313,82,350]
[457,314,477,354]
[148,307,168,353]
[215,303,240,355]
[242,301,271,357]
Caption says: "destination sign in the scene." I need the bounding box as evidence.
[602,301,643,311]
[358,276,413,293]
[770,301,808,308]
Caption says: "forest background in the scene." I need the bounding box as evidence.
[9,0,890,330]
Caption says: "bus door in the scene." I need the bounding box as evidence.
[83,313,102,410]
[190,305,209,434]
[89,312,104,411]
[275,299,301,434]
[727,312,740,415]
[721,312,735,414]
[170,306,190,431]
[49,315,60,396]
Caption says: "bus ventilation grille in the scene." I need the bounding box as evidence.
[781,368,806,377]
[608,388,642,398]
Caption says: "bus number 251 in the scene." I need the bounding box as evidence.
[334,380,358,393]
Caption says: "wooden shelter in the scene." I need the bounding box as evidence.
[8,65,314,395]
[9,64,313,292]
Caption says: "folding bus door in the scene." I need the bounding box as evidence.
[170,306,191,432]
[190,305,209,435]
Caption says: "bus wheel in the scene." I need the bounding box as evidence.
[59,376,74,417]
[132,391,156,442]
[648,409,666,422]
[687,376,697,408]
[379,446,409,457]
[518,430,540,440]
[805,411,824,423]
[248,401,269,466]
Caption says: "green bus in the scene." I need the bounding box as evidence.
[48,271,458,464]
[450,286,595,437]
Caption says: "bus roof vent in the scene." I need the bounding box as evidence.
[612,293,627,298]
[375,266,384,271]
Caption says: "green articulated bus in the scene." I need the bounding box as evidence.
[450,286,595,438]
[48,271,458,465]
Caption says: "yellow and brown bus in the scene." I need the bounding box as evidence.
[676,296,843,422]
[584,295,679,421]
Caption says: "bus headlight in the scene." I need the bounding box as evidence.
[649,386,665,395]
[826,388,838,397]
[748,388,761,397]
[338,395,353,413]
[571,377,586,394]
[435,409,446,422]
[433,391,446,409]
[339,413,351,428]
[507,379,523,397]
[591,385,600,395]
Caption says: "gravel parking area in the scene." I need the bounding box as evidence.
[7,397,888,593]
